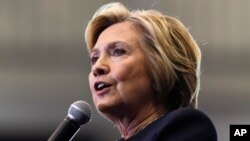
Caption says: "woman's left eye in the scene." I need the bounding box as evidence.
[112,48,126,56]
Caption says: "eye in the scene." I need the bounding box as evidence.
[90,56,99,65]
[112,48,126,56]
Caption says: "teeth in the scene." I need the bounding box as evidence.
[97,83,105,89]
[95,82,110,91]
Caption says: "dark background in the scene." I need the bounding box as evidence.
[0,0,249,141]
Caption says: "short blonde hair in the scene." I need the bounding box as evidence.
[85,2,201,111]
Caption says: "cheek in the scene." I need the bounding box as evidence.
[114,63,153,106]
[112,59,140,81]
[111,67,129,81]
[88,73,99,106]
[112,56,148,82]
[88,73,95,94]
[112,59,150,89]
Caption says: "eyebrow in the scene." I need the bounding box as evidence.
[90,48,99,56]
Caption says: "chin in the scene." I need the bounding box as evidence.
[96,100,125,118]
[94,99,112,113]
[96,102,109,112]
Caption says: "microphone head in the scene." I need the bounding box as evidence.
[67,100,92,126]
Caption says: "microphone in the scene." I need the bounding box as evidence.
[48,100,92,141]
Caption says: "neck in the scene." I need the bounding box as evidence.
[114,104,166,140]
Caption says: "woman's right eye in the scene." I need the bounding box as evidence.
[91,56,98,64]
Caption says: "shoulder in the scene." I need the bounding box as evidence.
[157,107,217,141]
[165,107,216,127]
[128,108,217,141]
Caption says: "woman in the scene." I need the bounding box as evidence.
[85,2,217,141]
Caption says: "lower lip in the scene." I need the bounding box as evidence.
[96,87,111,96]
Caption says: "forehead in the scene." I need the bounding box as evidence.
[93,22,141,50]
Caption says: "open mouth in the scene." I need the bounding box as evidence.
[94,81,111,91]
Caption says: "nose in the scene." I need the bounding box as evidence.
[91,58,109,77]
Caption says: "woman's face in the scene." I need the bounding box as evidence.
[89,22,154,117]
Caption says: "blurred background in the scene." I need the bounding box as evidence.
[0,0,249,141]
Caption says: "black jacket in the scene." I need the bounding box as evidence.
[118,108,217,141]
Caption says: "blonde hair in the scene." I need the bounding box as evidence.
[85,2,201,111]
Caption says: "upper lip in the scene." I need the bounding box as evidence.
[94,81,112,91]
